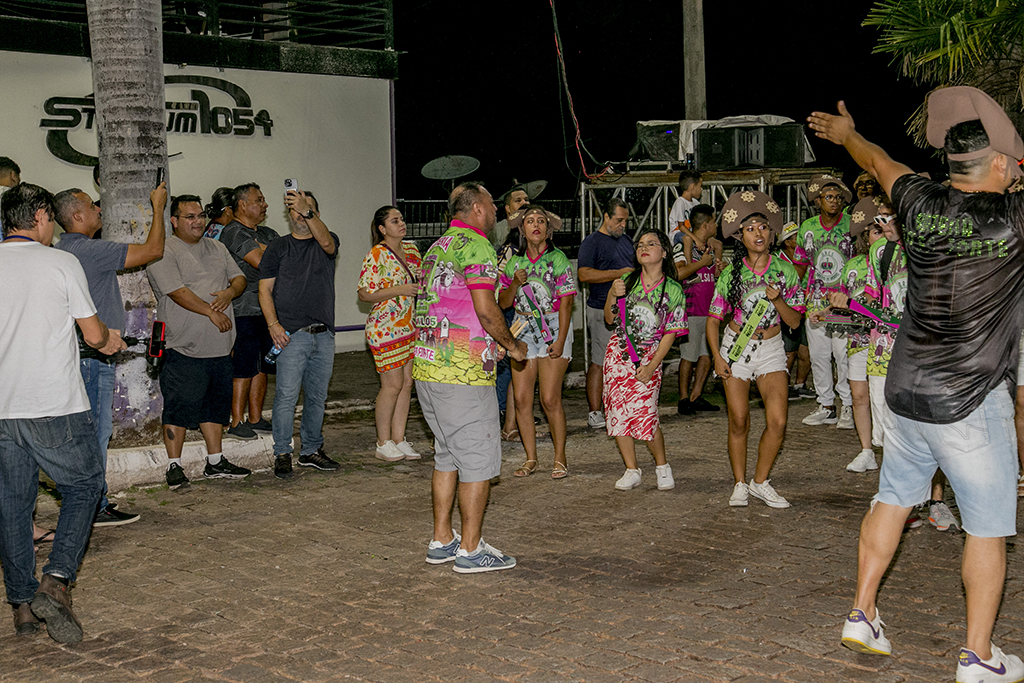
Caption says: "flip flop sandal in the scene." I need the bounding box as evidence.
[501,428,520,442]
[551,462,568,480]
[513,460,538,477]
[34,530,56,544]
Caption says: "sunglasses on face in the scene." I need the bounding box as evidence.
[873,214,896,225]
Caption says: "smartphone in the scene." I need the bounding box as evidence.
[148,321,166,358]
[284,178,298,193]
[155,167,164,188]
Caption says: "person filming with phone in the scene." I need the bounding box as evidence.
[258,186,341,478]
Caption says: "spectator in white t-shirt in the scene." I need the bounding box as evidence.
[667,171,703,243]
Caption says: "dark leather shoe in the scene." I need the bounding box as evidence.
[31,574,83,643]
[12,603,40,636]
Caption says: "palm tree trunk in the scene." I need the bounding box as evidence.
[86,0,168,447]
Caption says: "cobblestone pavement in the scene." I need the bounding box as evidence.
[5,360,1024,683]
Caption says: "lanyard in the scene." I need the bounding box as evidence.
[520,283,553,343]
[617,298,641,364]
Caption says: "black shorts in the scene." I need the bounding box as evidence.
[231,315,273,378]
[160,349,233,429]
[782,320,807,354]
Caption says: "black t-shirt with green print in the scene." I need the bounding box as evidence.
[886,174,1024,423]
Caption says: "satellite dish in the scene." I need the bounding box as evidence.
[525,179,548,200]
[421,155,481,181]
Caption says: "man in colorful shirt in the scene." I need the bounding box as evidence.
[414,182,526,574]
[810,88,1024,679]
[794,173,855,429]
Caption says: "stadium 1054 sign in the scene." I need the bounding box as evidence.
[39,75,273,166]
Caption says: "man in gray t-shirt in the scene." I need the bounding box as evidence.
[147,194,249,490]
[219,183,280,440]
[54,183,167,526]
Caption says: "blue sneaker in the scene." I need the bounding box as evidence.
[425,532,461,564]
[957,645,1024,683]
[452,540,516,574]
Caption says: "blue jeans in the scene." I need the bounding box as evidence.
[0,412,104,604]
[272,331,335,456]
[495,307,515,412]
[80,358,115,510]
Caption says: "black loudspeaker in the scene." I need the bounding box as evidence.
[693,128,743,170]
[694,124,805,170]
[760,124,805,168]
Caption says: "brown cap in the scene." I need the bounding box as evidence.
[806,173,853,204]
[927,85,1024,177]
[848,196,884,237]
[507,205,562,236]
[721,190,783,239]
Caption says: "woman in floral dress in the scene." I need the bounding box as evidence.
[358,206,422,462]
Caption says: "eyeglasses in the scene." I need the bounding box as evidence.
[820,194,843,203]
[873,214,896,225]
[635,239,661,250]
[174,213,208,221]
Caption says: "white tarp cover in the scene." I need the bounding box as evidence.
[637,115,816,164]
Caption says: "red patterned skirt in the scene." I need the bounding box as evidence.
[602,333,663,440]
[370,332,415,373]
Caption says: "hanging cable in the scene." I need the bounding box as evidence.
[549,0,610,180]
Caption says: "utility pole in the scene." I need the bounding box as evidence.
[682,0,707,120]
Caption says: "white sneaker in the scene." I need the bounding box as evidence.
[729,481,748,507]
[841,608,891,655]
[375,440,405,462]
[588,410,606,429]
[748,479,791,508]
[802,404,838,426]
[836,405,855,429]
[655,464,674,490]
[614,468,641,491]
[956,644,1024,683]
[395,440,421,460]
[846,449,878,473]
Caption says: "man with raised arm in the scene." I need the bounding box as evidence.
[809,88,1024,682]
[54,183,167,527]
[414,181,527,573]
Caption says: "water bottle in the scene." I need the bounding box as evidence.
[264,331,290,364]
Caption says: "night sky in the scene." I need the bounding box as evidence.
[393,1,937,202]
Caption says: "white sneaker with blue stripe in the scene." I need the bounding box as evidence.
[452,540,516,574]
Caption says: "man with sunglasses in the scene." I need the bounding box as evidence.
[54,183,168,527]
[810,89,1024,682]
[794,174,856,430]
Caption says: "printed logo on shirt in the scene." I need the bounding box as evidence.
[888,278,908,313]
[814,247,845,285]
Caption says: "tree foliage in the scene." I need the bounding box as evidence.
[865,0,1024,144]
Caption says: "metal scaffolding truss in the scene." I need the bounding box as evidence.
[577,166,839,367]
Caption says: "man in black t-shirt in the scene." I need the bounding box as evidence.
[809,88,1024,681]
[258,190,341,479]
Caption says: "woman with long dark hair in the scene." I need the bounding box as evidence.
[707,191,804,509]
[498,206,575,479]
[204,186,234,240]
[603,227,686,492]
[357,205,422,461]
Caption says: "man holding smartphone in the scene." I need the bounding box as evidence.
[54,181,168,526]
[258,188,341,478]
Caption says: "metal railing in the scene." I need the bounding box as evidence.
[0,0,393,50]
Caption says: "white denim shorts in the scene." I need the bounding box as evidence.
[721,327,788,382]
[848,347,868,383]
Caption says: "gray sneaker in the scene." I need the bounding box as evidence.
[929,501,961,532]
[452,540,516,574]
[225,422,258,441]
[425,532,462,564]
